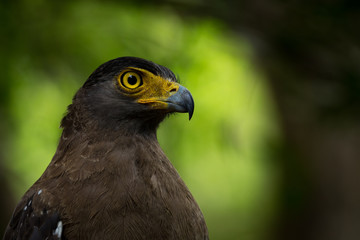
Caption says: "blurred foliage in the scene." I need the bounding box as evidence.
[1,1,281,239]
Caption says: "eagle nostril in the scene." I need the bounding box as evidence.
[169,87,178,95]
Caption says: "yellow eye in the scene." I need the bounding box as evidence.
[119,71,142,89]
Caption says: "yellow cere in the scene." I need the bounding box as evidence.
[117,67,180,110]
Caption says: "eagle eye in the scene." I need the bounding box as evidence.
[119,71,142,89]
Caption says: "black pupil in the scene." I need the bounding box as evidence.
[127,75,138,85]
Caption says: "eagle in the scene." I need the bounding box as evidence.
[4,57,209,240]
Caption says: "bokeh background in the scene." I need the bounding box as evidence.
[1,1,360,240]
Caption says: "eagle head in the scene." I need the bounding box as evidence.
[62,57,194,135]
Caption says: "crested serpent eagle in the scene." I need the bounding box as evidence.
[3,57,209,240]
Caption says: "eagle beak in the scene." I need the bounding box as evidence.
[166,86,194,120]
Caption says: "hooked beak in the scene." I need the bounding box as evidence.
[165,85,194,120]
[137,83,195,120]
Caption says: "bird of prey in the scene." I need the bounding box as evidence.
[4,57,208,240]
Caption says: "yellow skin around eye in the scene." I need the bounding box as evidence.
[117,67,180,110]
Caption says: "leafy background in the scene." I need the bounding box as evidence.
[2,1,359,240]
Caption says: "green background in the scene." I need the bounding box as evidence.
[3,0,348,239]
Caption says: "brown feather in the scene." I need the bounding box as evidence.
[4,57,208,240]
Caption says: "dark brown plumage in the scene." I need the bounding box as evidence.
[4,57,208,240]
